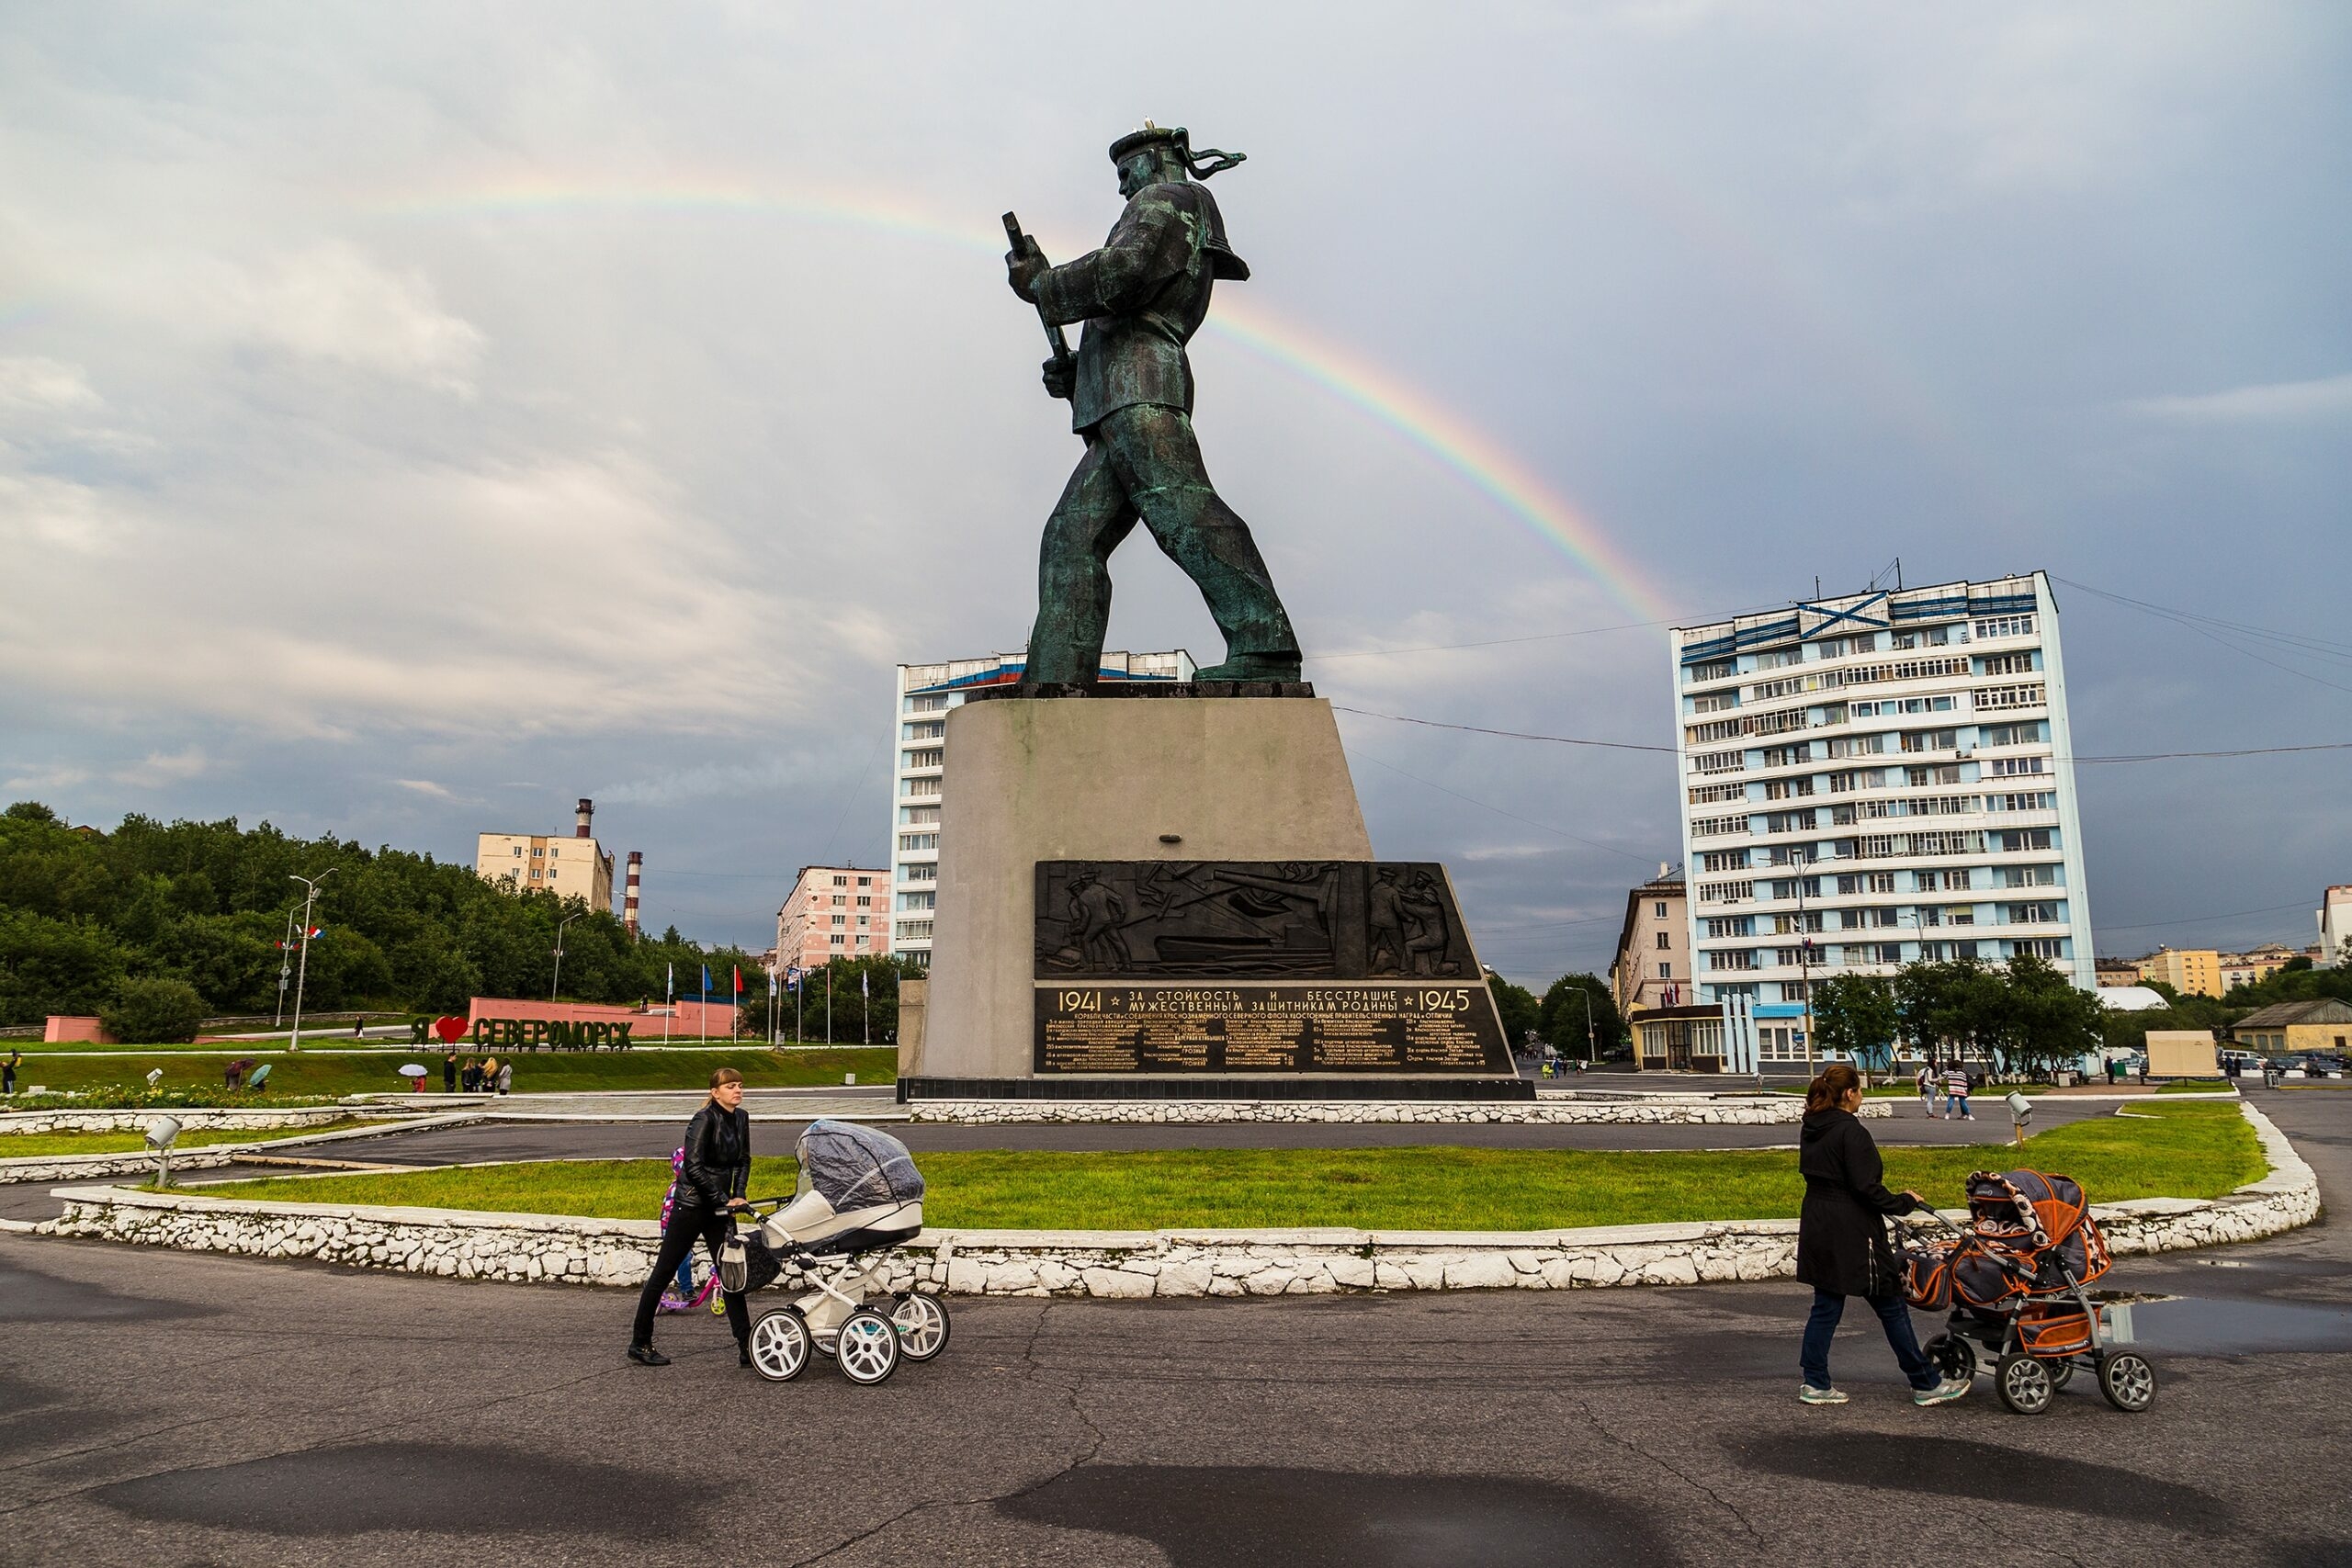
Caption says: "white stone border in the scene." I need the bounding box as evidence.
[1,1105,442,1136]
[0,1113,473,1186]
[908,1095,1891,1125]
[33,1103,2313,1298]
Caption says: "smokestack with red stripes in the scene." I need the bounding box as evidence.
[575,797,594,839]
[624,851,642,937]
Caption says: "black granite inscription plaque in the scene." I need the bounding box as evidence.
[1035,861,1477,980]
[1033,981,1511,1075]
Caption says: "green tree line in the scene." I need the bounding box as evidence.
[0,801,765,1032]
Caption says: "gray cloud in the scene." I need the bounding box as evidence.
[1,2,2344,976]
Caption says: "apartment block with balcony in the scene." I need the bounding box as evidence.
[1669,571,2094,1068]
[888,649,1195,969]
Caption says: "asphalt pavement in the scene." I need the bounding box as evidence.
[270,1091,2121,1167]
[0,1089,2344,1565]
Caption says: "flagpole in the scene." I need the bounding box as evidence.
[664,963,673,1045]
[826,964,832,1046]
[863,966,870,1047]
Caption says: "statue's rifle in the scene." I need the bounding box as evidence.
[1001,211,1076,383]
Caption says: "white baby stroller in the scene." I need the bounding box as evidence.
[729,1118,946,1386]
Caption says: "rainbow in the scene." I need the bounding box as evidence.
[363,175,1677,618]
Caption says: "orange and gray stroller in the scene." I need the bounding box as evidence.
[1899,1168,2157,1415]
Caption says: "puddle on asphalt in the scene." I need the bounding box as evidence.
[997,1464,1676,1566]
[0,1374,122,1458]
[0,1257,214,1323]
[1728,1433,2236,1536]
[2122,1296,2352,1355]
[93,1440,718,1539]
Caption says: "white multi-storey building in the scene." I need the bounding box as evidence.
[1669,571,2094,1067]
[888,649,1196,968]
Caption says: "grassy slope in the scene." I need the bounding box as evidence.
[0,1120,375,1157]
[2,1046,896,1099]
[193,1102,2260,1233]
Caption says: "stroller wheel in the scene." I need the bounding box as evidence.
[1924,1333,1976,1382]
[890,1291,952,1362]
[2049,1360,2075,1391]
[748,1307,810,1382]
[836,1306,900,1385]
[1995,1353,2054,1415]
[2098,1351,2157,1413]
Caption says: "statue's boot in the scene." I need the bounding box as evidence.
[1195,652,1303,682]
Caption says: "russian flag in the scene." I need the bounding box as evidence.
[732,964,742,997]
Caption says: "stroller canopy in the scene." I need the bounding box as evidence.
[797,1119,925,1211]
[1968,1168,2089,1248]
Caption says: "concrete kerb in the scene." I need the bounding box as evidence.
[31,1103,2314,1298]
[0,1111,479,1186]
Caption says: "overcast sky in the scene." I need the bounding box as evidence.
[3,4,2346,982]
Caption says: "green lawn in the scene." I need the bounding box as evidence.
[0,1120,375,1158]
[1,1046,895,1101]
[192,1101,2261,1232]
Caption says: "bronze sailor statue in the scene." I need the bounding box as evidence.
[1004,125,1303,688]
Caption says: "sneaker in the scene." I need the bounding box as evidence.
[1799,1384,1848,1404]
[1913,1376,1970,1406]
[626,1344,671,1367]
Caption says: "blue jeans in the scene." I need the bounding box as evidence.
[1802,1288,1939,1391]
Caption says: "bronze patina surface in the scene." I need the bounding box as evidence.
[1005,127,1302,689]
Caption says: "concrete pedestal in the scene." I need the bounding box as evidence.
[911,696,1374,1082]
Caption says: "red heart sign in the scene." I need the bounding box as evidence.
[433,1015,469,1044]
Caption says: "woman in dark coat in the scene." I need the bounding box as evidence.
[1795,1062,1969,1406]
[628,1067,753,1367]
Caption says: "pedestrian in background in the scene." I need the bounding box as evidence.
[1796,1062,1970,1408]
[443,1051,458,1093]
[2,1048,18,1096]
[1944,1062,1973,1121]
[1915,1064,1938,1117]
[497,1060,514,1096]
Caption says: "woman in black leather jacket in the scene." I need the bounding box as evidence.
[629,1067,753,1366]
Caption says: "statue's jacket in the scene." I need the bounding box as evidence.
[1033,181,1241,434]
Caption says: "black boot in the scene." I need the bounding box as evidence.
[628,1344,670,1367]
[738,1338,753,1369]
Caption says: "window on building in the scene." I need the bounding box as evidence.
[899,832,939,852]
[899,806,941,826]
[512,846,522,857]
[1657,962,1672,978]
[1655,901,1668,918]
[831,895,846,907]
[900,890,937,912]
[1979,721,2046,748]
[1997,828,2055,852]
[532,847,543,857]
[831,914,846,927]
[831,934,845,945]
[901,749,944,770]
[1973,614,2035,639]
[2016,938,2064,959]
[832,875,847,887]
[1980,651,2036,677]
[858,875,872,887]
[548,869,558,879]
[1869,872,1895,893]
[855,895,871,908]
[905,694,949,713]
[1686,658,1737,682]
[1655,931,1670,950]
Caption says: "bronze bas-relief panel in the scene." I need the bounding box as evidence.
[1034,861,1476,980]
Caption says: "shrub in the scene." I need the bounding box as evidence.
[100,976,209,1044]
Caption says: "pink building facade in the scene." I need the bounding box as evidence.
[775,865,891,973]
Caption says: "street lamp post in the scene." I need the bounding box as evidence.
[286,869,336,1052]
[274,906,299,1028]
[551,912,581,1002]
[1577,985,1597,1065]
